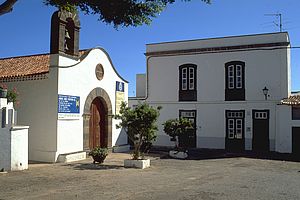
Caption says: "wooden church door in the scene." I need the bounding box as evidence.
[89,98,106,149]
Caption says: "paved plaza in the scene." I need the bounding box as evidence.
[0,152,300,200]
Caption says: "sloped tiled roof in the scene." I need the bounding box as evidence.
[0,53,50,79]
[281,95,300,105]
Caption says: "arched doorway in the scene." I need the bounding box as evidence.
[83,88,113,151]
[89,97,107,149]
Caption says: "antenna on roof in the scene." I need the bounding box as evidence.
[265,13,283,32]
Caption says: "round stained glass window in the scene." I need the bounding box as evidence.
[95,64,104,80]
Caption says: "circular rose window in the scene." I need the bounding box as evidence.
[95,64,104,80]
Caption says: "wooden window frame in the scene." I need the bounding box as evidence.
[225,61,245,101]
[181,67,187,90]
[189,67,195,90]
[179,64,197,101]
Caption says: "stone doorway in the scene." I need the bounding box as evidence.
[83,88,112,151]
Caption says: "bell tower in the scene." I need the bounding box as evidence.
[50,10,80,58]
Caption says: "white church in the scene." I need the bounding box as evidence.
[129,32,300,155]
[0,10,128,163]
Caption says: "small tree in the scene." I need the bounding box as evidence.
[163,118,193,151]
[115,102,161,160]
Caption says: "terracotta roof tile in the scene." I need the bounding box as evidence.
[281,95,300,105]
[0,50,87,79]
[0,54,50,78]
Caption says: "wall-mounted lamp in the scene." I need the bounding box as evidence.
[262,86,269,100]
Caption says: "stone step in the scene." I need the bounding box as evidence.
[57,151,86,163]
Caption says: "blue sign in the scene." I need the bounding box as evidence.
[58,95,80,114]
[116,81,124,92]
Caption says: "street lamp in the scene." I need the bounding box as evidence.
[262,86,269,100]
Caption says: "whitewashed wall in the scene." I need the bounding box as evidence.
[0,127,11,170]
[0,98,29,172]
[0,127,29,171]
[57,48,128,156]
[146,49,289,102]
[128,102,278,151]
[130,32,290,152]
[6,48,128,162]
[6,65,58,162]
[276,105,300,153]
[10,127,29,171]
[136,74,146,98]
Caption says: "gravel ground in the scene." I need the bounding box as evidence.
[0,152,300,200]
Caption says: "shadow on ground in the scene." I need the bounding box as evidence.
[65,163,124,170]
[150,148,300,163]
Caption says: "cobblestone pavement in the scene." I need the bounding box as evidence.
[0,152,300,200]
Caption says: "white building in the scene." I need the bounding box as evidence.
[0,10,128,162]
[129,32,300,154]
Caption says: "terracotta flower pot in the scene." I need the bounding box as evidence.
[92,155,107,164]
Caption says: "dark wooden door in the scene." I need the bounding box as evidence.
[179,110,196,148]
[89,98,106,149]
[225,110,245,152]
[292,127,300,156]
[252,110,269,152]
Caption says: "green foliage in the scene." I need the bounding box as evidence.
[88,147,108,157]
[0,83,19,106]
[43,0,211,28]
[163,118,193,149]
[6,87,18,103]
[115,102,161,159]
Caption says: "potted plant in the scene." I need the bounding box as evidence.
[163,118,193,159]
[0,84,8,98]
[7,87,19,103]
[88,147,108,164]
[115,102,161,169]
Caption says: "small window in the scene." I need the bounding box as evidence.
[228,119,235,139]
[225,61,245,101]
[228,65,234,89]
[179,64,197,101]
[236,65,242,89]
[189,67,195,90]
[236,119,243,139]
[181,68,187,90]
[292,106,300,120]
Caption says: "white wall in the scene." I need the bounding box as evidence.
[129,32,290,152]
[133,102,277,150]
[136,74,146,98]
[146,48,289,102]
[6,66,58,162]
[57,48,128,155]
[276,105,300,153]
[0,128,11,170]
[0,125,29,171]
[10,127,29,171]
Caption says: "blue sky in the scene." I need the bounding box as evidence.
[0,0,299,96]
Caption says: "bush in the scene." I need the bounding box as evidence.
[115,102,161,160]
[163,118,193,151]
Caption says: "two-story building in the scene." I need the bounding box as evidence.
[129,32,300,154]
